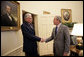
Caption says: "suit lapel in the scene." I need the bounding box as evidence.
[24,22,34,32]
[55,24,62,38]
[30,24,34,30]
[53,28,56,38]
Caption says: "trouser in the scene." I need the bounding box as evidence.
[53,46,60,56]
[25,49,39,56]
[25,52,39,56]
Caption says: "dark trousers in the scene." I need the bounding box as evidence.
[54,47,59,56]
[25,51,39,56]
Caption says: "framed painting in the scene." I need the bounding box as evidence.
[1,1,20,31]
[61,9,72,23]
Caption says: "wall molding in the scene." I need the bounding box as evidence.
[2,45,23,56]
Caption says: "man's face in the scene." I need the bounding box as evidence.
[6,5,11,14]
[53,18,59,25]
[26,16,33,24]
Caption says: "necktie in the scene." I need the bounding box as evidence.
[55,26,58,35]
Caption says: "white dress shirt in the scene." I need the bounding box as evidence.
[56,23,61,32]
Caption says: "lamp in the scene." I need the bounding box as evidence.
[71,23,83,46]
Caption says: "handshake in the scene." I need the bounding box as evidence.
[40,38,46,42]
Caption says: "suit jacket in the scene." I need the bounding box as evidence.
[1,13,17,26]
[46,24,70,56]
[21,22,41,54]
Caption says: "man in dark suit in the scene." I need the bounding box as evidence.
[21,13,44,56]
[1,5,17,26]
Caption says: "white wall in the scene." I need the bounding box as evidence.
[19,1,83,23]
[1,1,83,56]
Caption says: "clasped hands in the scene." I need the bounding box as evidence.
[40,38,46,42]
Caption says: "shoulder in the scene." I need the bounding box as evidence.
[21,23,30,28]
[21,23,26,28]
[62,24,68,28]
[52,27,56,32]
[1,14,7,18]
[2,14,8,17]
[61,24,69,30]
[53,27,56,30]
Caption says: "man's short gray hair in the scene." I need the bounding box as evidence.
[24,13,32,19]
[54,16,62,22]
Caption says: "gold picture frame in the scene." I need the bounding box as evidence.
[61,9,72,23]
[1,1,20,31]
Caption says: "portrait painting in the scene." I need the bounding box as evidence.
[1,1,20,31]
[61,9,72,23]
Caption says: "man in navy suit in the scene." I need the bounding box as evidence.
[21,13,44,56]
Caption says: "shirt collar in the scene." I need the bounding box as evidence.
[56,23,61,28]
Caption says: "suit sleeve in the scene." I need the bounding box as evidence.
[21,24,41,41]
[45,28,54,43]
[64,26,70,53]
